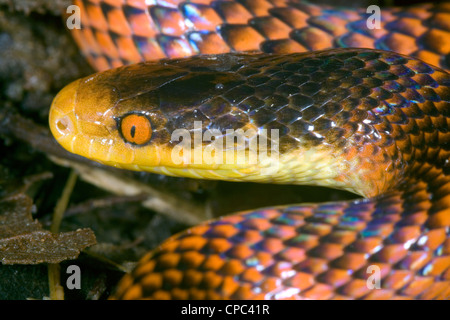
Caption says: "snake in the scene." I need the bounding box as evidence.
[47,0,450,299]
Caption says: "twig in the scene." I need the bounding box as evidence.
[48,170,78,301]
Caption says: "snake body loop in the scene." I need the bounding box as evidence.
[49,0,450,299]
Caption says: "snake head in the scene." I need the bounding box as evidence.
[49,55,282,178]
[49,71,136,169]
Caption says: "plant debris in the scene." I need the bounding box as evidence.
[0,190,96,265]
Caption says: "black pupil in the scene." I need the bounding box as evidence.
[130,125,136,138]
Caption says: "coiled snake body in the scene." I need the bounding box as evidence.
[49,0,450,299]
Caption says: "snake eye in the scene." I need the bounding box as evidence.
[119,113,152,145]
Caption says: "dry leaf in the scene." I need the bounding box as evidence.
[0,192,96,264]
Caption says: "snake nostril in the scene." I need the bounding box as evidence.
[55,116,73,135]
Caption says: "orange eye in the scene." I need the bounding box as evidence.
[120,114,152,145]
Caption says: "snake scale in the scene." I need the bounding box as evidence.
[48,0,450,299]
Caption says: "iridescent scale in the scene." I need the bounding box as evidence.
[70,0,450,71]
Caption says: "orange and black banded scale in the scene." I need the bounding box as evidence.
[69,0,450,71]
